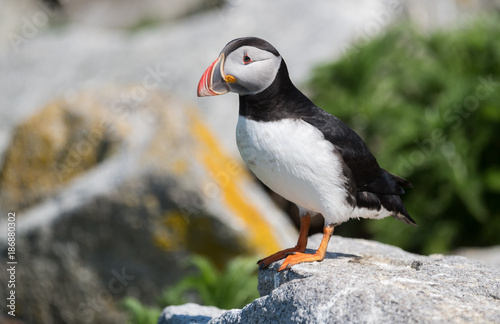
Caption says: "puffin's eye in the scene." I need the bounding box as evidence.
[243,54,252,64]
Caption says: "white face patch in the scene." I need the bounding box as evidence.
[224,46,282,96]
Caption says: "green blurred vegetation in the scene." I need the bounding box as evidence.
[122,255,259,324]
[121,297,161,324]
[309,15,500,255]
[158,255,259,309]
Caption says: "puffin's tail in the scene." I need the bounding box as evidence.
[379,194,417,226]
[389,172,413,189]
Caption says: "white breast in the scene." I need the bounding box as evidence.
[236,116,354,225]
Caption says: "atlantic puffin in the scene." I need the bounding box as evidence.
[197,37,416,271]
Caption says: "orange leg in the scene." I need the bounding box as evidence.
[278,223,334,272]
[257,214,311,269]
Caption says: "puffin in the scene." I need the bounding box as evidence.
[197,37,416,271]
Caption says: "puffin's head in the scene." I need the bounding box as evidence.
[197,37,282,97]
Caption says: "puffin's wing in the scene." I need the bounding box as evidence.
[301,107,411,195]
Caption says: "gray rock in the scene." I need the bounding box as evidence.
[452,245,500,269]
[52,0,213,28]
[159,303,226,324]
[160,235,500,324]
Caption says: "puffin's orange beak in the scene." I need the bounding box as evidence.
[197,53,231,97]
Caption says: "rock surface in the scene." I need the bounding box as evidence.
[453,245,500,269]
[160,234,500,324]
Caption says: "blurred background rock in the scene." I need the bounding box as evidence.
[0,0,499,323]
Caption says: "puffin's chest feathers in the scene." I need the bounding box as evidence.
[236,115,353,215]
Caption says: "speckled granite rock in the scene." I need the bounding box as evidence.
[160,234,500,324]
[452,245,500,269]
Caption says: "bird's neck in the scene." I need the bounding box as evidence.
[238,62,313,122]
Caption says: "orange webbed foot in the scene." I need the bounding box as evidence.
[278,251,325,271]
[278,224,334,272]
[258,246,305,269]
[258,214,311,269]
